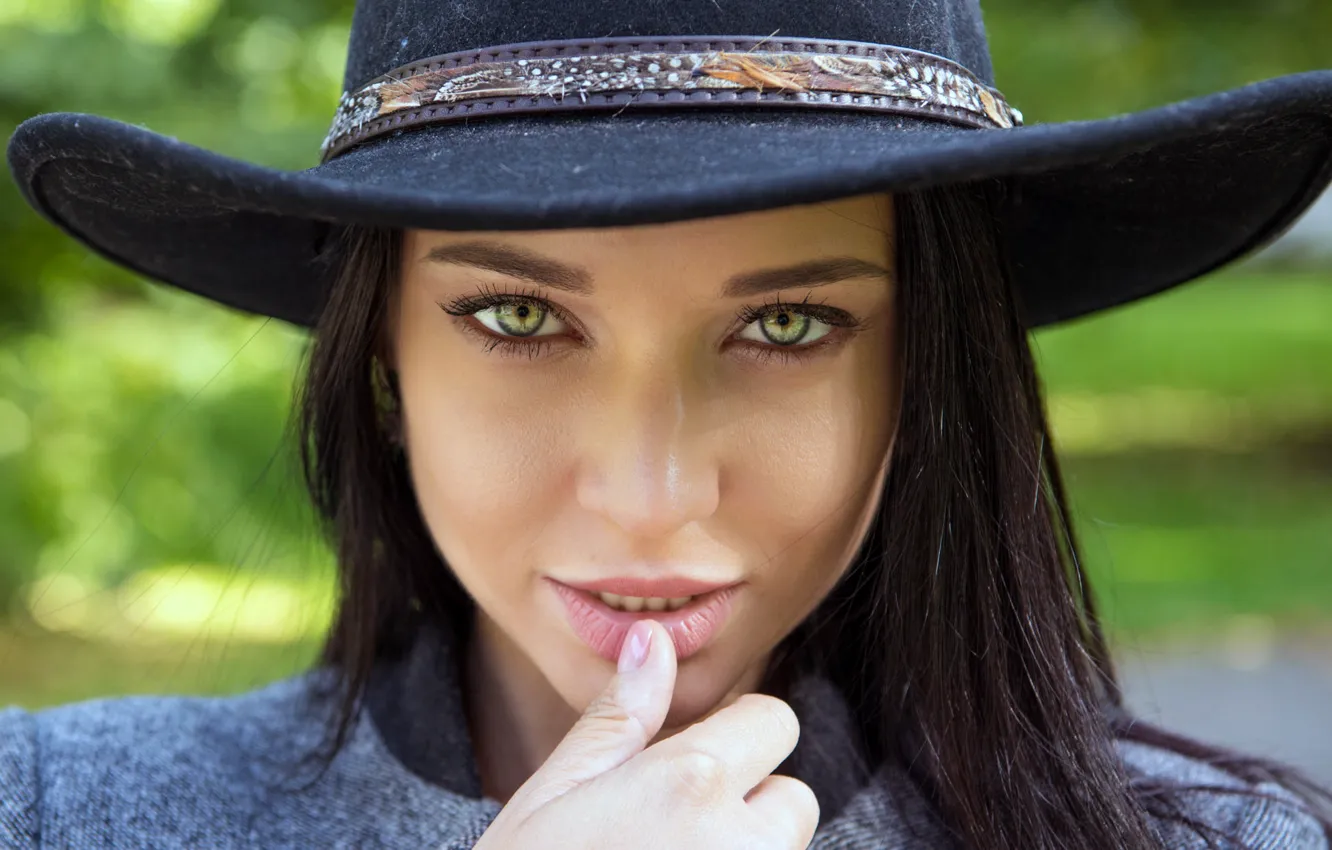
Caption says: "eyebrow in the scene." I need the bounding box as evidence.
[421,240,891,298]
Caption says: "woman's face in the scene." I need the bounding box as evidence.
[389,192,901,732]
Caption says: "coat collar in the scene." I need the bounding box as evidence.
[363,617,957,846]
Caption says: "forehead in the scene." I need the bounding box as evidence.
[403,192,894,277]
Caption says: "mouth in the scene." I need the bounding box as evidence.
[546,577,742,663]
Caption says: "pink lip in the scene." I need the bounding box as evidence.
[546,577,742,663]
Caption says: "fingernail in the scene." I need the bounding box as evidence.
[619,621,652,672]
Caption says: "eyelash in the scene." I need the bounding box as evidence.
[438,284,868,365]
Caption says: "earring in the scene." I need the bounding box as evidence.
[372,357,404,448]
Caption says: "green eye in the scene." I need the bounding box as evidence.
[476,300,564,337]
[737,308,832,346]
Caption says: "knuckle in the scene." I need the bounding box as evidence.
[744,693,799,740]
[749,822,802,850]
[665,748,729,803]
[583,689,632,724]
[579,694,648,743]
[751,777,820,849]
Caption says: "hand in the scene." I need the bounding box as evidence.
[472,618,819,850]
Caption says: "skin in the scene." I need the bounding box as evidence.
[386,191,903,804]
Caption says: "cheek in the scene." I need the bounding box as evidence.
[730,373,896,604]
[395,351,570,596]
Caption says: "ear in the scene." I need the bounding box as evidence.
[371,347,404,447]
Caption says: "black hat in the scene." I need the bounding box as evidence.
[7,0,1331,329]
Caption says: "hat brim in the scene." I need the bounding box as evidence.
[7,70,1332,328]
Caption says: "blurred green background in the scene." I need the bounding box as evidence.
[0,0,1329,710]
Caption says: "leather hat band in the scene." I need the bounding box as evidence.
[321,35,1024,160]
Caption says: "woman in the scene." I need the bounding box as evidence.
[3,0,1331,847]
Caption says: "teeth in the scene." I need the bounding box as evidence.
[597,592,696,612]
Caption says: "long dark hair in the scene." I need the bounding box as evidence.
[295,178,1332,849]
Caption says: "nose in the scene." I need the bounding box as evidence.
[575,358,720,540]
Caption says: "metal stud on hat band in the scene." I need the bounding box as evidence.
[321,35,1024,161]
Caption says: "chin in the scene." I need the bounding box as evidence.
[554,635,756,733]
[660,656,750,733]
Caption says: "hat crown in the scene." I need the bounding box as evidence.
[341,0,996,91]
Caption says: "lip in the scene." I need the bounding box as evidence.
[546,577,742,663]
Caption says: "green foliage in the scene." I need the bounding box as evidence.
[1034,272,1332,409]
[985,0,1332,122]
[1065,445,1332,638]
[0,623,322,708]
[0,284,327,617]
[0,0,353,329]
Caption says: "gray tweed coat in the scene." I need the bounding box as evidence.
[0,620,1325,849]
